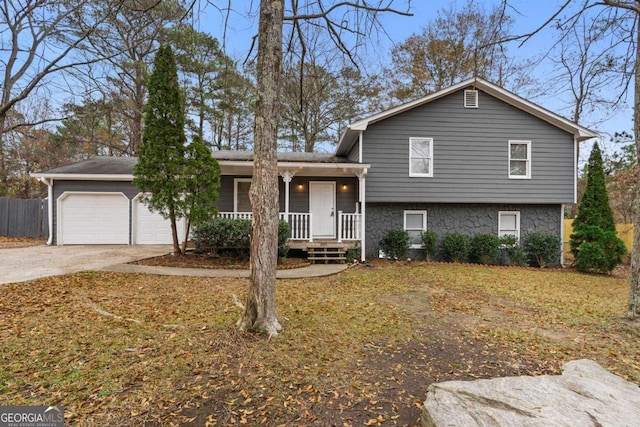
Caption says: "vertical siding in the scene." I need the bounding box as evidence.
[363,87,576,203]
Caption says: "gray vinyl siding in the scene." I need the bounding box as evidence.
[51,180,140,245]
[216,176,247,212]
[288,177,358,213]
[362,88,575,204]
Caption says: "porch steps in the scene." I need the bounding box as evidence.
[307,246,346,264]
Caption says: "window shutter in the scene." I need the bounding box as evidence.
[464,90,478,108]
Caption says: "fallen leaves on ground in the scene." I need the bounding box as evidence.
[131,252,310,270]
[0,261,637,426]
[0,236,45,248]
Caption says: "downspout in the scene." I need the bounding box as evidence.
[358,131,365,261]
[359,169,367,262]
[38,177,54,245]
[565,135,579,267]
[560,204,565,267]
[573,136,578,204]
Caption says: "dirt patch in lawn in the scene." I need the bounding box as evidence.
[0,236,46,248]
[131,252,311,270]
[0,261,638,426]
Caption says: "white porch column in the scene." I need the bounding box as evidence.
[279,170,295,215]
[357,169,367,262]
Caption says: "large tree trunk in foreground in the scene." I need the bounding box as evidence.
[238,0,284,337]
[628,16,640,320]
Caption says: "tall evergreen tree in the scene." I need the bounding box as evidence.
[134,45,188,254]
[571,142,626,273]
[573,143,616,233]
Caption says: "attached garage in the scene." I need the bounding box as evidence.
[57,192,130,245]
[132,194,185,244]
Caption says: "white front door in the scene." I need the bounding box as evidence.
[309,181,336,238]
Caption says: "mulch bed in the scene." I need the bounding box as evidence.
[131,251,311,270]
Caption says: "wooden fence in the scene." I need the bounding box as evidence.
[0,197,48,239]
[563,219,634,263]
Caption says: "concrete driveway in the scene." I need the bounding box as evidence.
[0,245,171,285]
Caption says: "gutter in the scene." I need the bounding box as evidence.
[37,177,54,245]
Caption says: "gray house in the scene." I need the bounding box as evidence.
[32,78,596,261]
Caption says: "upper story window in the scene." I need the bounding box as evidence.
[509,140,531,179]
[409,137,433,177]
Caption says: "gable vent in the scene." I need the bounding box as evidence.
[464,89,478,108]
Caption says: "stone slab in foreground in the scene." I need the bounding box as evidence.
[422,359,640,427]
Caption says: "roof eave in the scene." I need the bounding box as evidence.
[30,173,134,181]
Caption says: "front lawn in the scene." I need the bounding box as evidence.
[0,262,638,426]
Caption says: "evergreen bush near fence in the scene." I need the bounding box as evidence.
[193,217,289,258]
[440,232,471,263]
[570,143,626,273]
[572,226,626,273]
[379,229,410,260]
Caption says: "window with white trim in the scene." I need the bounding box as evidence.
[498,211,520,241]
[409,137,433,177]
[404,210,427,248]
[234,178,252,212]
[509,140,531,179]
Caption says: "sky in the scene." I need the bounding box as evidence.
[196,0,635,161]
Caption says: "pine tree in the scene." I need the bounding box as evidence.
[570,142,626,273]
[133,45,189,254]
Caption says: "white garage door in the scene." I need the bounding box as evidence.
[133,197,185,245]
[58,193,130,245]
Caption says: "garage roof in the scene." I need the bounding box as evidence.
[32,151,367,180]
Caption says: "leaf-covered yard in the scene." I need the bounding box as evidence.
[1,261,638,426]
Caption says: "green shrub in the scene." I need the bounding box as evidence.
[470,233,501,265]
[345,248,358,263]
[440,233,471,263]
[572,226,626,273]
[525,232,561,268]
[499,235,528,266]
[421,230,438,261]
[193,217,290,258]
[278,220,290,258]
[193,217,251,255]
[380,229,410,260]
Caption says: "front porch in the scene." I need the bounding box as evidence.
[219,211,361,262]
[212,150,370,261]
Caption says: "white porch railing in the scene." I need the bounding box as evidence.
[218,212,253,220]
[338,212,361,242]
[218,211,361,243]
[279,212,312,241]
